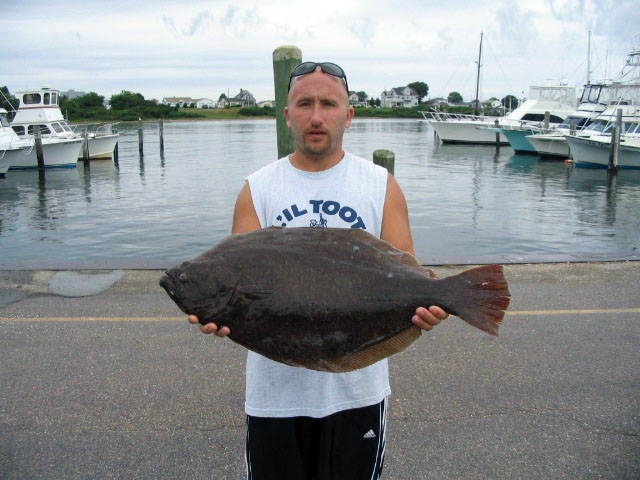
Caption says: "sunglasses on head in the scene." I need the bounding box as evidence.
[287,62,349,94]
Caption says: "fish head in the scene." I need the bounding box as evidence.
[160,259,234,322]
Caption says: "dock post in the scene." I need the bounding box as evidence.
[113,142,119,167]
[494,119,500,151]
[373,149,395,175]
[159,118,164,154]
[82,131,90,162]
[543,111,550,131]
[608,108,622,171]
[34,126,45,175]
[273,45,302,158]
[138,119,144,156]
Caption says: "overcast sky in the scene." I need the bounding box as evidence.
[3,0,639,104]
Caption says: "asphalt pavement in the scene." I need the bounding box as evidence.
[0,262,638,479]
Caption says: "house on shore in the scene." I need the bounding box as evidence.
[195,98,215,108]
[381,87,419,108]
[162,97,195,107]
[348,91,369,107]
[229,89,256,107]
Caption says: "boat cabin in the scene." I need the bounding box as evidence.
[11,87,75,139]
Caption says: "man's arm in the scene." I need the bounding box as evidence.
[380,173,448,331]
[188,182,261,336]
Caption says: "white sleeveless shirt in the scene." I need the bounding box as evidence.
[244,152,391,418]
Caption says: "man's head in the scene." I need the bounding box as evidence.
[285,61,354,164]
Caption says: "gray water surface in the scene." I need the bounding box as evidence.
[1,118,638,268]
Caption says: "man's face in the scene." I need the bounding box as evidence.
[285,69,355,160]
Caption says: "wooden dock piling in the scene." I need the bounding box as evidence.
[273,45,302,158]
[33,126,45,175]
[608,108,622,172]
[494,119,500,151]
[138,119,144,156]
[82,131,90,162]
[373,149,395,175]
[159,118,164,154]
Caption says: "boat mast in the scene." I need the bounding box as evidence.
[587,30,591,84]
[474,31,483,116]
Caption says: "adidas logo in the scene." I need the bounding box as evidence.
[363,429,376,439]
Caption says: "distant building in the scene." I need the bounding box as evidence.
[216,93,229,108]
[425,97,449,107]
[195,98,215,108]
[258,100,275,108]
[381,87,419,108]
[348,91,369,107]
[162,96,195,107]
[60,89,86,100]
[229,89,256,107]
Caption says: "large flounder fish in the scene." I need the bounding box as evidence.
[160,227,510,373]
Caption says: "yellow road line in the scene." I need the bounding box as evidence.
[0,317,184,322]
[0,308,639,322]
[506,308,640,315]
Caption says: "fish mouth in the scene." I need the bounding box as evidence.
[159,273,185,303]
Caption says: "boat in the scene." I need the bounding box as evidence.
[425,84,577,145]
[71,123,120,159]
[566,133,640,169]
[564,105,640,168]
[10,86,118,164]
[1,107,84,172]
[0,107,27,175]
[527,42,640,158]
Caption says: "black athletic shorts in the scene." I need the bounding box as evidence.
[246,398,387,480]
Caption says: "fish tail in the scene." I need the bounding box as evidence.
[440,265,511,336]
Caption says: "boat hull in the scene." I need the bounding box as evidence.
[500,129,538,154]
[430,120,508,144]
[9,138,83,169]
[526,134,570,158]
[78,133,119,159]
[566,135,640,169]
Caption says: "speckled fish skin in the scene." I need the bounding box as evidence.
[160,227,510,372]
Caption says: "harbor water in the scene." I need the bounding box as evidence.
[1,118,639,268]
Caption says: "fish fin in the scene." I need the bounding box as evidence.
[321,326,422,373]
[237,285,273,300]
[443,265,511,336]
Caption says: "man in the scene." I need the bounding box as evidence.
[189,61,447,479]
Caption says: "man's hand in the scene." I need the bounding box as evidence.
[188,315,230,337]
[412,306,448,331]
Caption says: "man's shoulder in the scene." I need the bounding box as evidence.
[344,151,388,177]
[248,156,289,181]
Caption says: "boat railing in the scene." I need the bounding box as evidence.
[71,123,119,137]
[419,110,489,122]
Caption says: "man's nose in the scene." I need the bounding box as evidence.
[310,104,323,125]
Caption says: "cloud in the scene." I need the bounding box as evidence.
[349,18,376,48]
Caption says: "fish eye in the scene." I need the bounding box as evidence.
[179,273,187,281]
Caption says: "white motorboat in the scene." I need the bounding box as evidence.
[1,107,83,172]
[71,123,120,159]
[10,86,117,163]
[0,107,28,175]
[564,106,640,168]
[425,85,577,145]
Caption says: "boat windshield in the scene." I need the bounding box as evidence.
[0,112,9,127]
[623,122,640,133]
[558,116,589,128]
[584,119,612,133]
[50,122,65,133]
[580,85,602,104]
